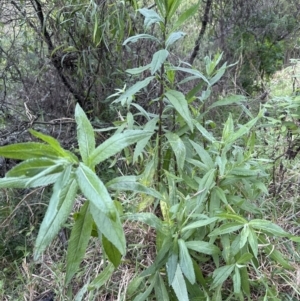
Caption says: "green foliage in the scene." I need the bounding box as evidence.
[238,32,285,92]
[1,1,299,300]
[0,103,151,285]
[199,0,300,94]
[0,0,141,121]
[262,93,300,163]
[101,3,297,300]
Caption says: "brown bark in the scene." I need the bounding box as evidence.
[189,0,213,65]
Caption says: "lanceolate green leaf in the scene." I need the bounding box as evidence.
[259,235,293,270]
[171,264,189,301]
[75,104,95,165]
[0,142,63,160]
[6,158,59,178]
[167,246,178,284]
[34,167,78,260]
[188,169,215,209]
[150,49,169,75]
[0,176,28,188]
[193,120,216,142]
[185,240,221,255]
[185,158,208,172]
[139,8,163,28]
[239,226,249,249]
[172,3,199,31]
[65,201,93,285]
[222,114,234,142]
[178,239,195,284]
[125,213,164,232]
[216,153,227,177]
[165,90,193,132]
[29,129,78,163]
[133,117,158,162]
[29,129,78,162]
[167,0,182,21]
[216,212,248,224]
[155,273,170,301]
[76,163,115,218]
[25,172,63,188]
[208,223,244,237]
[205,53,224,76]
[106,176,163,199]
[26,162,65,187]
[214,186,228,205]
[126,64,151,75]
[248,228,258,258]
[210,191,220,218]
[133,275,156,301]
[236,253,253,264]
[90,204,126,255]
[127,277,144,298]
[182,217,218,232]
[249,219,290,237]
[169,66,210,84]
[165,132,186,171]
[208,95,247,110]
[209,62,227,86]
[0,172,64,189]
[227,116,260,144]
[166,32,186,48]
[212,264,235,289]
[123,34,160,45]
[229,167,264,177]
[102,234,122,268]
[154,0,166,17]
[90,130,152,166]
[130,103,153,121]
[113,77,154,106]
[186,82,205,100]
[221,234,231,264]
[141,237,172,278]
[233,267,241,294]
[93,12,100,45]
[240,267,250,296]
[74,284,88,301]
[189,139,214,169]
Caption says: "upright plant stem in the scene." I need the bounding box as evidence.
[157,62,165,185]
[157,22,167,185]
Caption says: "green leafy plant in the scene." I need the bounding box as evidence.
[0,104,151,285]
[105,1,299,300]
[1,0,299,300]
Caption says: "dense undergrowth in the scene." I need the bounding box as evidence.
[1,1,300,301]
[3,65,300,300]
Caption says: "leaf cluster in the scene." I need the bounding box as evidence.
[0,104,151,285]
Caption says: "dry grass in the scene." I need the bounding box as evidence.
[270,60,300,97]
[0,193,158,301]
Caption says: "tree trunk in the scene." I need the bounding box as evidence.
[189,0,213,65]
